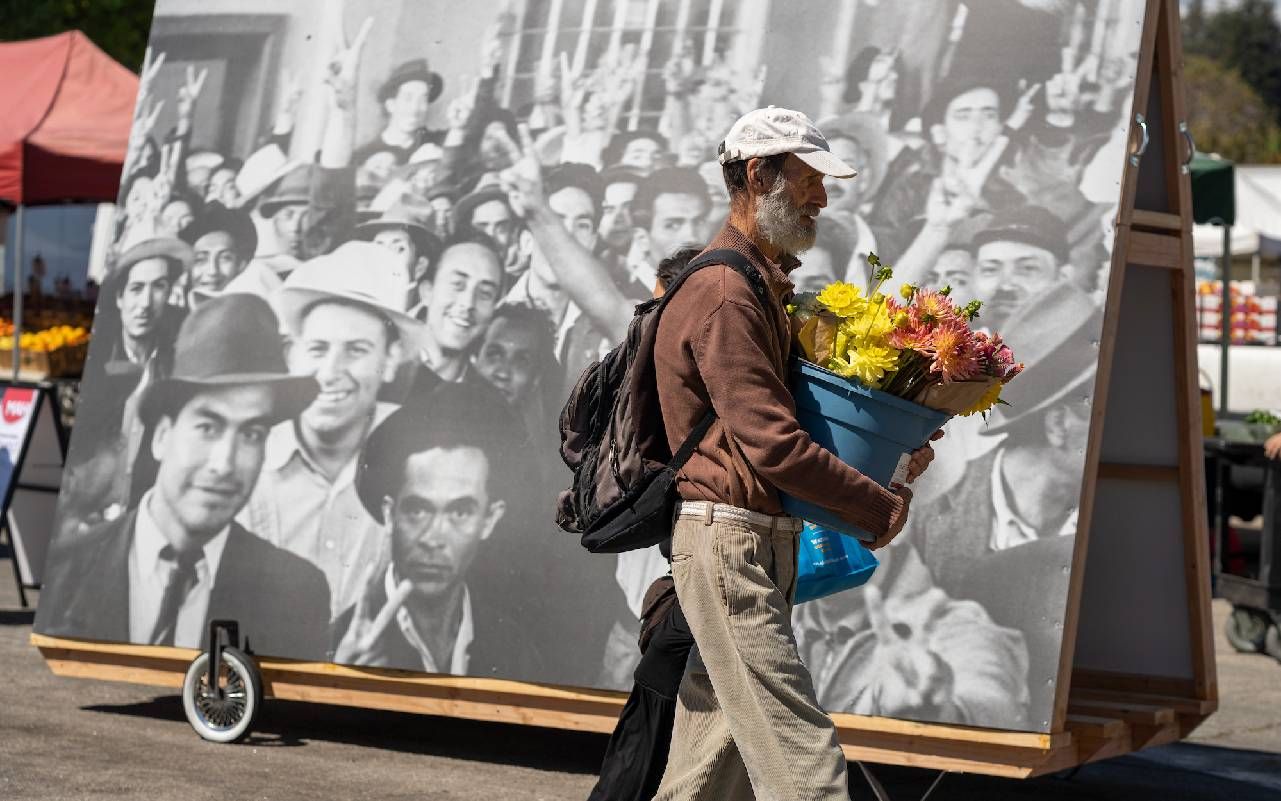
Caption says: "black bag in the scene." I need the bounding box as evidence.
[556,249,771,553]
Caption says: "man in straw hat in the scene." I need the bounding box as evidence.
[647,107,937,800]
[238,241,424,618]
[333,383,544,678]
[37,294,331,660]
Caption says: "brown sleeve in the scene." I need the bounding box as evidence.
[692,271,905,537]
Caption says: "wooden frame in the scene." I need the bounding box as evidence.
[32,0,1215,779]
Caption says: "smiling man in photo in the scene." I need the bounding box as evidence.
[239,241,425,618]
[411,232,506,394]
[38,295,330,659]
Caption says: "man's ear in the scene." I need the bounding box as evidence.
[381,496,395,530]
[745,157,767,193]
[480,499,506,542]
[383,341,404,382]
[384,97,397,117]
[930,123,947,148]
[1044,406,1069,448]
[150,415,173,462]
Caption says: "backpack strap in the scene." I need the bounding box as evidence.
[673,248,773,312]
[660,247,774,473]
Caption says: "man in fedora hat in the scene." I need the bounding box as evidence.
[915,282,1099,722]
[103,238,192,371]
[353,58,446,178]
[332,383,544,679]
[452,180,518,270]
[179,202,259,303]
[36,294,331,660]
[354,207,443,287]
[971,205,1071,329]
[239,241,425,618]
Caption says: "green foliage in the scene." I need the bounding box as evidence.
[0,0,155,72]
[1183,54,1281,163]
[1245,409,1281,426]
[1182,1,1281,163]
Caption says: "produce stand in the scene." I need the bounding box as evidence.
[31,0,1216,780]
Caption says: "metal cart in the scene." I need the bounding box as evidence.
[1205,436,1281,660]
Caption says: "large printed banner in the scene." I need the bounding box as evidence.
[36,0,1146,733]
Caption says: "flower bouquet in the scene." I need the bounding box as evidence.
[781,253,1023,544]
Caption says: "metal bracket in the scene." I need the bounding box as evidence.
[855,762,949,801]
[1129,113,1149,168]
[1179,120,1196,174]
[205,620,240,701]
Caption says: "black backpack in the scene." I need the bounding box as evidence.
[556,249,771,553]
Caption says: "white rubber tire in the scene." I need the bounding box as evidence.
[182,646,262,743]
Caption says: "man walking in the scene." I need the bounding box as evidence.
[651,107,933,800]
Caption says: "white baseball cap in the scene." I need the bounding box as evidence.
[717,106,858,179]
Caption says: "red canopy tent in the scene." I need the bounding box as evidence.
[0,30,137,206]
[0,30,137,378]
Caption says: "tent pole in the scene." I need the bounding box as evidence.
[12,205,22,382]
[1218,224,1230,416]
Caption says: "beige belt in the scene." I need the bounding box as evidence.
[676,500,804,534]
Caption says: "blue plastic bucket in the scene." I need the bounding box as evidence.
[780,359,951,541]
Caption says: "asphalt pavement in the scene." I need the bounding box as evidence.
[2,553,1278,801]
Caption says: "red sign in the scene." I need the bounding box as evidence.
[1,388,35,425]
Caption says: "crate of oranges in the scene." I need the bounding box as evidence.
[0,324,91,378]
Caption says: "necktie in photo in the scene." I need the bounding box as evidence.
[149,545,204,646]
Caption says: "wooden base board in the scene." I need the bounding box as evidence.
[31,633,1212,779]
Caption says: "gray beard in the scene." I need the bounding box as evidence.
[754,173,817,256]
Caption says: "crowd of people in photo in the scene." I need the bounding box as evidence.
[37,0,1142,730]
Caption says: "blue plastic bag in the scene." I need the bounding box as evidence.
[794,521,879,603]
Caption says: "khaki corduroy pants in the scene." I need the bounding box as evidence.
[652,512,850,801]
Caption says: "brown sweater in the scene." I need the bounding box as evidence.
[654,224,905,537]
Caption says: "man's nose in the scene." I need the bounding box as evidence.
[316,348,348,379]
[205,432,237,476]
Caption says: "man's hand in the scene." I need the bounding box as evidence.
[905,429,945,484]
[496,124,545,217]
[325,15,374,112]
[446,77,480,132]
[333,576,412,666]
[862,585,956,718]
[924,174,977,229]
[272,72,304,135]
[175,64,209,133]
[1265,432,1281,460]
[137,47,166,108]
[868,485,912,551]
[1005,79,1042,131]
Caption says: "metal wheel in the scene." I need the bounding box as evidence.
[1225,606,1270,653]
[182,646,262,743]
[1265,621,1281,663]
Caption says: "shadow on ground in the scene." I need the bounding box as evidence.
[0,609,35,625]
[80,694,1281,800]
[84,695,609,774]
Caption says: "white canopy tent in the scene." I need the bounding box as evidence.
[1192,164,1281,259]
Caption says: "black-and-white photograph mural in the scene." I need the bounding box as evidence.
[35,0,1146,733]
